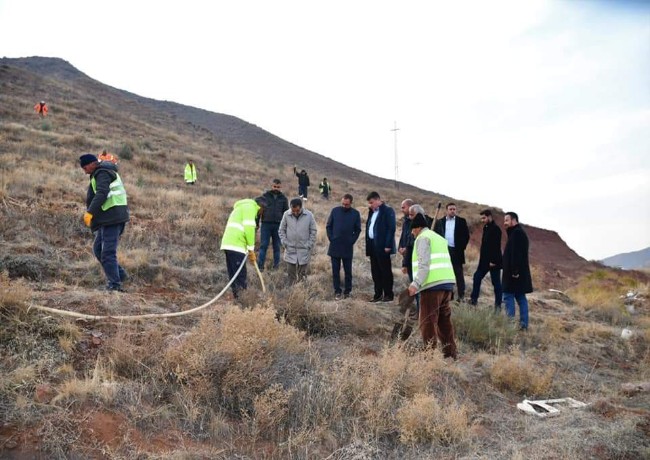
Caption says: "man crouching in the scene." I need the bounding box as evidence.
[407,213,458,359]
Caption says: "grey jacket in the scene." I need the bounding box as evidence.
[279,209,317,265]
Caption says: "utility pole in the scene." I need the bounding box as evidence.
[391,121,400,189]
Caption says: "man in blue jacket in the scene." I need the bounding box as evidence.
[79,153,130,292]
[365,191,396,302]
[326,193,361,300]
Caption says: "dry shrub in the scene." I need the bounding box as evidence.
[452,303,518,351]
[569,271,638,325]
[52,358,116,405]
[490,353,554,396]
[0,271,30,311]
[313,346,453,438]
[252,383,294,439]
[165,305,306,413]
[396,393,471,445]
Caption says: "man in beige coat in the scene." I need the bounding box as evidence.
[279,198,318,283]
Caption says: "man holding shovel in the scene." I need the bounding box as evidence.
[408,213,458,359]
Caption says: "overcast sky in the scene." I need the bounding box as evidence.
[1,0,648,260]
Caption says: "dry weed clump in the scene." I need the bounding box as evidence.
[0,271,30,311]
[490,353,554,396]
[52,358,116,406]
[165,305,307,414]
[396,393,471,445]
[568,270,639,325]
[452,303,518,352]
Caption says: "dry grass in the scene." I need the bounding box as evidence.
[490,352,554,396]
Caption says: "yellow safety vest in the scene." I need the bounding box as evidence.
[412,228,455,290]
[91,173,128,211]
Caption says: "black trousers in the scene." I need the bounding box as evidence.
[448,246,465,299]
[331,257,353,294]
[369,250,394,299]
[224,250,247,298]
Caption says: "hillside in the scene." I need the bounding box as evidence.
[1,56,602,289]
[602,247,650,270]
[1,57,649,459]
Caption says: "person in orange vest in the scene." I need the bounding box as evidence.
[34,101,48,117]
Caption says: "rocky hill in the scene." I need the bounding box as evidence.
[1,56,602,288]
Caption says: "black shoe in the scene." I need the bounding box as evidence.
[469,299,478,306]
[334,293,342,301]
[369,296,383,303]
[107,286,126,293]
[381,296,394,303]
[343,293,351,299]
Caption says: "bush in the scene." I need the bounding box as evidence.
[397,393,471,445]
[452,304,518,352]
[119,142,135,160]
[490,353,554,396]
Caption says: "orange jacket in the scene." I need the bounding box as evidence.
[34,103,48,116]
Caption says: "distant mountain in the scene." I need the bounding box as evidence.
[601,247,650,270]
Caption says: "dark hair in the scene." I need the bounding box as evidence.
[290,198,303,208]
[446,202,457,209]
[254,196,268,208]
[366,191,380,201]
[272,178,281,185]
[480,209,492,217]
[505,211,519,222]
[343,193,353,202]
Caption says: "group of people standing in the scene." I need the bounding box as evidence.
[78,151,532,357]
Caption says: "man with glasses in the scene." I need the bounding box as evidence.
[434,203,470,301]
[258,179,289,271]
[326,194,361,299]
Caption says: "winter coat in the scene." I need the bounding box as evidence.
[326,206,361,258]
[319,181,331,196]
[434,216,470,264]
[478,220,503,270]
[502,224,533,294]
[86,162,129,232]
[261,189,289,223]
[365,202,397,257]
[279,209,317,265]
[295,171,310,187]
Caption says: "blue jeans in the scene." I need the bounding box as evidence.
[298,185,308,198]
[504,292,529,329]
[93,223,127,289]
[331,257,352,294]
[470,266,502,307]
[258,222,281,270]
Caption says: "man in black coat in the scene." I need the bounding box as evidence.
[258,179,289,271]
[326,193,361,299]
[293,166,310,199]
[365,191,396,302]
[79,153,129,292]
[502,211,533,330]
[470,209,503,308]
[434,203,470,301]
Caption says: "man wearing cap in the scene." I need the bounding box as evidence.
[220,196,267,299]
[79,153,130,292]
[408,213,458,359]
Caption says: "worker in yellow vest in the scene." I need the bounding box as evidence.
[220,196,267,298]
[79,153,130,292]
[407,213,457,359]
[184,160,197,185]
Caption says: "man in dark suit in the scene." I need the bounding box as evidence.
[470,209,503,308]
[326,193,362,300]
[502,211,533,330]
[434,202,470,301]
[365,191,396,302]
